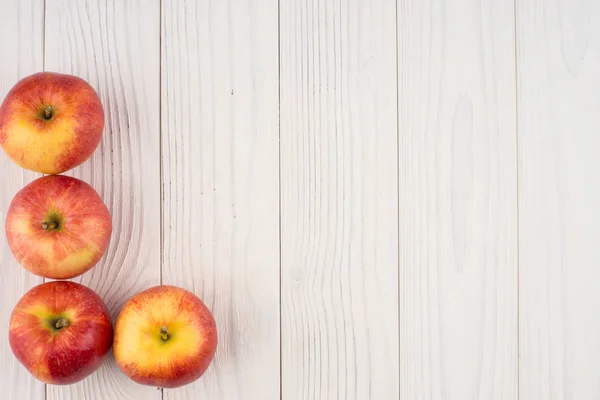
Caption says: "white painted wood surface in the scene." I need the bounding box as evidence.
[279,0,398,399]
[161,0,280,399]
[517,1,600,399]
[397,1,518,399]
[0,0,598,399]
[44,0,162,399]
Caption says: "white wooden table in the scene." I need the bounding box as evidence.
[0,0,598,399]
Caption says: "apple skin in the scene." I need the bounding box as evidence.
[0,71,104,174]
[5,174,112,279]
[9,281,113,385]
[113,285,218,388]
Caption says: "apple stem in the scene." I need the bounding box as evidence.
[55,318,69,329]
[44,105,54,120]
[160,326,169,341]
[42,222,58,230]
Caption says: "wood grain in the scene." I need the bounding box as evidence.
[517,1,600,398]
[397,1,518,398]
[280,0,399,398]
[161,0,280,399]
[0,1,45,399]
[45,0,162,398]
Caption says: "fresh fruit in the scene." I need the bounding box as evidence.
[113,285,218,388]
[9,281,113,385]
[5,174,112,279]
[0,71,104,174]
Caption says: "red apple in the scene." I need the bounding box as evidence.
[5,174,112,279]
[9,281,113,385]
[0,71,104,174]
[113,285,218,388]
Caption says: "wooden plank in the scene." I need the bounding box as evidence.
[397,1,518,398]
[0,1,46,399]
[279,0,398,398]
[45,0,162,398]
[517,1,600,398]
[161,0,280,399]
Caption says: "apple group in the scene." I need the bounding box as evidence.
[0,72,217,387]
